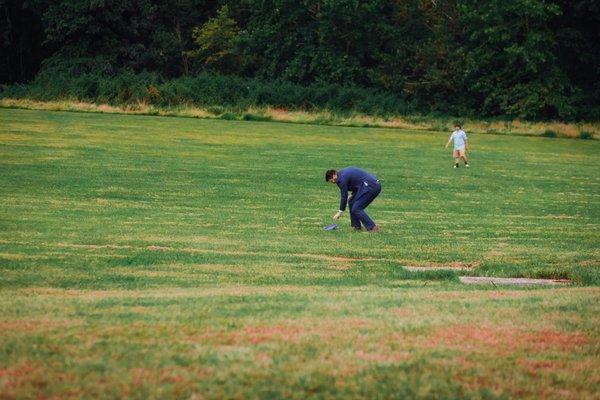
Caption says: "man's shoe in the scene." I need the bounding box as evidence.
[369,225,380,233]
[465,163,470,168]
[454,164,459,168]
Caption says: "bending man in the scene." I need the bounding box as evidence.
[326,167,381,232]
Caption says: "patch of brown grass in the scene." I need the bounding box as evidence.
[517,359,561,377]
[296,253,367,262]
[0,318,81,332]
[430,324,590,353]
[56,242,131,250]
[390,307,421,318]
[146,245,173,251]
[354,350,409,364]
[403,260,482,269]
[0,362,38,392]
[578,259,600,266]
[189,325,306,346]
[10,285,307,300]
[329,264,353,271]
[0,252,29,260]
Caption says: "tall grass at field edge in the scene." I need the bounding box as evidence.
[1,97,598,140]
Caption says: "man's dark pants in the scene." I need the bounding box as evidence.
[348,182,381,230]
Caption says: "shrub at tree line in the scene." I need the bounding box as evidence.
[1,0,598,120]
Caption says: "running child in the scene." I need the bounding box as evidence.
[445,123,469,168]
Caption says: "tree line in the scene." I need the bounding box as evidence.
[1,0,598,120]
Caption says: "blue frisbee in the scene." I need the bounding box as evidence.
[324,223,338,231]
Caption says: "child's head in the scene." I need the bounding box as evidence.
[454,123,462,130]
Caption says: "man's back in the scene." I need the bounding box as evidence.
[337,167,378,192]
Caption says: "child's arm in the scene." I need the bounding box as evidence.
[445,137,452,149]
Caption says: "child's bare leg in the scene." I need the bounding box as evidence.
[452,150,460,167]
[459,150,469,166]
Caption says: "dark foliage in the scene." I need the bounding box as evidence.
[1,71,415,115]
[1,0,599,120]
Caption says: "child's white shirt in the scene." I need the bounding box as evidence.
[450,130,467,149]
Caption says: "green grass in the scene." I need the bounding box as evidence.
[0,108,599,399]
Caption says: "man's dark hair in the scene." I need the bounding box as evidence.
[454,122,462,129]
[325,169,337,182]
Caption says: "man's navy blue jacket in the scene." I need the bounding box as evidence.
[336,167,379,211]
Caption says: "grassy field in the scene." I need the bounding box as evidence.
[0,108,599,399]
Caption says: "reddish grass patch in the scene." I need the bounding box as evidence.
[159,368,186,384]
[355,350,408,364]
[431,325,590,353]
[0,321,46,332]
[192,325,306,346]
[0,362,37,391]
[240,326,305,345]
[0,319,77,332]
[337,318,369,329]
[517,359,561,377]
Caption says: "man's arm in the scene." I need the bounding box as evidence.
[339,185,349,212]
[333,179,349,220]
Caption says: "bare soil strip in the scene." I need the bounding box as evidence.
[459,277,571,286]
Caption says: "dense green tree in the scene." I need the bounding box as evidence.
[229,0,429,88]
[1,0,598,120]
[0,0,46,83]
[453,0,574,119]
[184,5,242,74]
[552,0,600,119]
[32,0,217,76]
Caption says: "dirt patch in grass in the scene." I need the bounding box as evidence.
[240,326,305,345]
[423,290,536,301]
[139,234,237,246]
[578,259,600,266]
[459,276,572,286]
[147,245,173,251]
[56,242,132,250]
[0,252,31,260]
[337,317,370,328]
[430,324,590,353]
[402,260,482,270]
[355,350,410,364]
[296,253,372,262]
[390,307,421,318]
[0,319,81,332]
[329,263,353,271]
[190,325,306,346]
[0,361,42,394]
[11,285,307,299]
[295,252,382,270]
[517,359,561,376]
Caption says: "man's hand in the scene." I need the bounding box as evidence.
[333,211,343,220]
